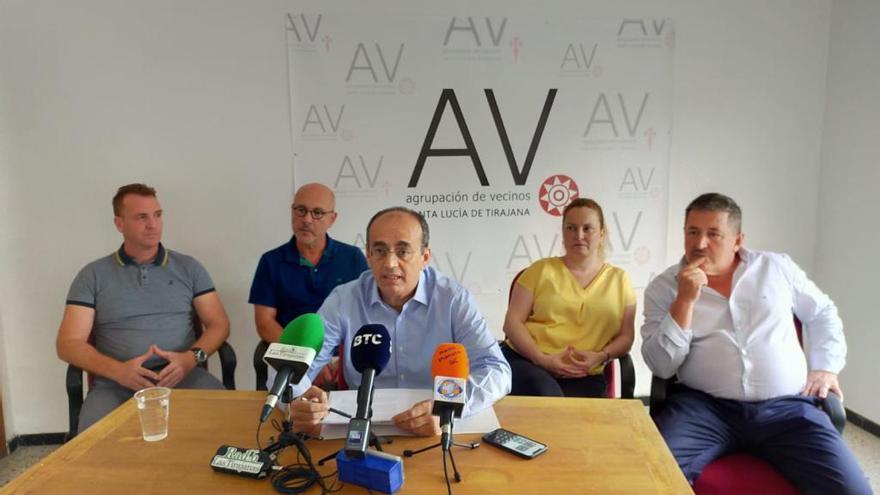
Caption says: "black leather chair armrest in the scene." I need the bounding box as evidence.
[65,364,84,441]
[821,392,846,434]
[617,353,636,399]
[217,342,237,390]
[649,375,675,419]
[254,340,269,391]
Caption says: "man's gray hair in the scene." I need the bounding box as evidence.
[685,193,742,232]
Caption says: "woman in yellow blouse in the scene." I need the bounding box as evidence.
[502,198,636,397]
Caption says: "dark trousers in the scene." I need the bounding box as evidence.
[655,386,872,495]
[501,343,607,398]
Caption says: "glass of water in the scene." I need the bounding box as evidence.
[134,387,171,441]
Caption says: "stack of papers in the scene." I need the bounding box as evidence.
[320,388,500,439]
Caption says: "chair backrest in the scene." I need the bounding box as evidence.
[506,268,634,398]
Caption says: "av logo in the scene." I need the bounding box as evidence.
[301,104,344,134]
[409,88,556,187]
[432,251,472,283]
[619,168,656,193]
[334,155,384,189]
[507,234,561,268]
[443,17,508,47]
[617,18,673,48]
[583,93,650,138]
[286,13,323,43]
[605,211,643,252]
[560,43,599,73]
[346,43,405,83]
[617,18,668,37]
[538,175,579,216]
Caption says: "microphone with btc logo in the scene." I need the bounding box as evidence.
[344,324,391,458]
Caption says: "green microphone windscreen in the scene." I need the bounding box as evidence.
[280,313,325,353]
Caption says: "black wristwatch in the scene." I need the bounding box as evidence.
[191,347,208,365]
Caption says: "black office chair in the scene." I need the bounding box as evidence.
[65,316,237,442]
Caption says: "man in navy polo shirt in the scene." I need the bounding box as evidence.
[57,183,230,432]
[249,183,367,381]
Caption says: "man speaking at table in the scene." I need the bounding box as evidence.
[291,207,511,436]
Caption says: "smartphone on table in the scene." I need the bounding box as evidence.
[482,428,548,459]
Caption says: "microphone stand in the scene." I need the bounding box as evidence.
[401,415,480,483]
[261,384,309,457]
[318,367,392,466]
[316,411,392,466]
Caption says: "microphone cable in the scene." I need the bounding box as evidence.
[265,419,343,495]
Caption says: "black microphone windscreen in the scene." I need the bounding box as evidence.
[350,324,391,375]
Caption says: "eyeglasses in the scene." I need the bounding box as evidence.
[369,246,418,262]
[292,205,333,219]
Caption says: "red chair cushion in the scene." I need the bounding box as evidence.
[694,453,799,495]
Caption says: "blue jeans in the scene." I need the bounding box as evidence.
[655,386,872,495]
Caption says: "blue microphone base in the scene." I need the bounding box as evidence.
[336,450,404,494]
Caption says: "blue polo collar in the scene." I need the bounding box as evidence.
[284,235,338,266]
[115,243,168,267]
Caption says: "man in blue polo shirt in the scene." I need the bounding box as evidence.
[249,183,367,380]
[57,183,230,432]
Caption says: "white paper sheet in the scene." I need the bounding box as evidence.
[319,388,500,439]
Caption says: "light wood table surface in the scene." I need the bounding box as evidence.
[2,390,691,494]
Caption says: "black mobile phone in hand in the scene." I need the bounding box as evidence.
[482,428,548,459]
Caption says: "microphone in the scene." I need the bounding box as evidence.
[344,324,391,458]
[260,313,325,422]
[431,343,469,451]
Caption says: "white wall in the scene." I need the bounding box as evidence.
[0,0,840,435]
[1,84,15,440]
[815,0,880,423]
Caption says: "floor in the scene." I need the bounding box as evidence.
[1,425,879,491]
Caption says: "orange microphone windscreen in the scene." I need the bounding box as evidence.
[431,343,469,379]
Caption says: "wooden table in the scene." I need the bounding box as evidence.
[2,390,691,494]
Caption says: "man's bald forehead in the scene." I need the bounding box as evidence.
[294,183,335,208]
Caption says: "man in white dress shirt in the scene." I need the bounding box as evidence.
[641,193,870,494]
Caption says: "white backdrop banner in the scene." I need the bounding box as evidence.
[287,13,674,331]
